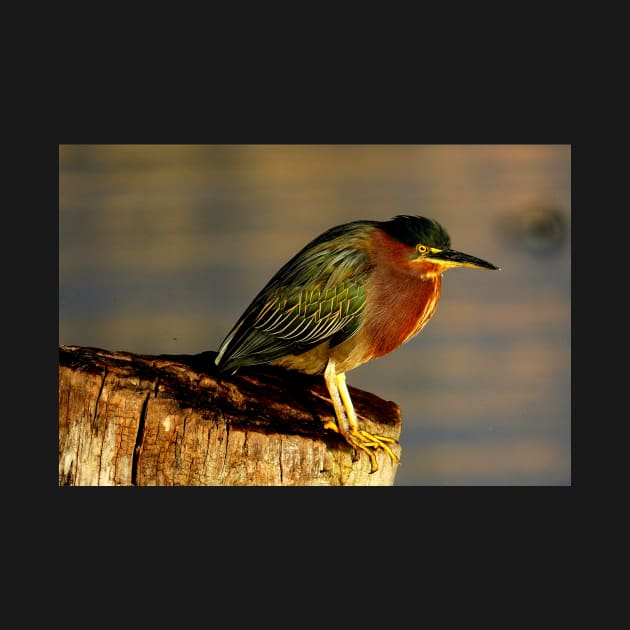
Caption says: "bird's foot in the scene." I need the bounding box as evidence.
[350,430,399,473]
[315,391,399,473]
[328,424,399,473]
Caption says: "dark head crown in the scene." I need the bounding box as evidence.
[379,215,451,249]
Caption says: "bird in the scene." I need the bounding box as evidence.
[215,215,499,473]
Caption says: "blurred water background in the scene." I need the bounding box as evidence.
[59,144,571,485]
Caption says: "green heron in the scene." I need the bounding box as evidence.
[215,215,499,472]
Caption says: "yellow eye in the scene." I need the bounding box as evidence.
[417,244,429,255]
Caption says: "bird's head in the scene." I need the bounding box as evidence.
[378,215,500,276]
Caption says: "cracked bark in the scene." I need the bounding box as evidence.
[58,345,401,486]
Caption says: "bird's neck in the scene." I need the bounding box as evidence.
[365,237,443,358]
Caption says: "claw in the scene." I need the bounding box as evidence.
[359,431,399,469]
[312,361,401,472]
[346,429,399,473]
[314,388,399,472]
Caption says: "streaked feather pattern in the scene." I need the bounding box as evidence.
[215,221,376,373]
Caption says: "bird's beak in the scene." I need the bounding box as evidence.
[429,248,500,271]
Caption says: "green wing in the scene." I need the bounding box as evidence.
[215,222,375,372]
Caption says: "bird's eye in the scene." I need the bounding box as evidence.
[417,244,429,255]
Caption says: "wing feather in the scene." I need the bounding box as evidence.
[215,221,375,372]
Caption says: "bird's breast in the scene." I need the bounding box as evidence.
[363,268,442,359]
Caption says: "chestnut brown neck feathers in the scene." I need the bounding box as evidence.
[362,228,442,358]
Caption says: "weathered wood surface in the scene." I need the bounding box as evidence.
[58,345,401,486]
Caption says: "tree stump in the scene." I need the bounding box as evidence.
[58,345,401,486]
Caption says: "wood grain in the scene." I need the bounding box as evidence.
[58,346,401,486]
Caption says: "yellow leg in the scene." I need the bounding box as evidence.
[323,360,399,473]
[323,360,351,434]
[337,371,399,466]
